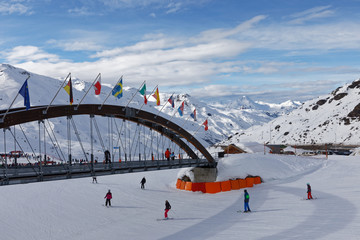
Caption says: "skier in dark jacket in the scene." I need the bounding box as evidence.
[141,177,146,189]
[307,183,313,199]
[164,200,171,219]
[104,190,112,207]
[244,189,251,212]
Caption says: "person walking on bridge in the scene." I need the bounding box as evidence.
[165,148,171,161]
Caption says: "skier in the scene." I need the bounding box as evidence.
[244,189,251,212]
[92,176,97,183]
[164,200,171,219]
[104,189,112,207]
[141,177,146,189]
[165,148,171,161]
[307,183,313,200]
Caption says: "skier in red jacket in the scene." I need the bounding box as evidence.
[104,190,112,207]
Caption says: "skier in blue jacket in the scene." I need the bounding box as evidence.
[244,189,251,212]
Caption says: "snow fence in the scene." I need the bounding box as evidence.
[176,176,261,194]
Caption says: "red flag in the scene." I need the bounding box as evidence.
[152,88,160,106]
[144,95,148,104]
[94,77,101,95]
[203,119,208,131]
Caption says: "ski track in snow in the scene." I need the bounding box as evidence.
[0,155,360,239]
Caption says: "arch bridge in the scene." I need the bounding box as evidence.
[0,104,215,185]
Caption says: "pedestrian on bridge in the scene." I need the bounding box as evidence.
[170,152,175,160]
[165,148,171,161]
[141,177,146,189]
[104,190,112,207]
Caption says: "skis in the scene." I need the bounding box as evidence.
[301,197,318,200]
[156,218,174,221]
[237,210,253,213]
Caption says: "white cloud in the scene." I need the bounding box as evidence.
[288,5,334,24]
[2,46,60,63]
[0,1,32,15]
[47,39,103,52]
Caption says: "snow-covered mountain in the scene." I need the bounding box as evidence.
[223,79,360,146]
[0,64,299,160]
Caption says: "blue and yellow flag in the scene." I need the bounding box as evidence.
[112,78,123,99]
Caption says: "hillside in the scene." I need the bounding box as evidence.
[224,79,360,146]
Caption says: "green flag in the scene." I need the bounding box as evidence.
[139,84,146,95]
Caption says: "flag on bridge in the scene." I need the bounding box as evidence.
[139,83,147,104]
[63,77,73,105]
[112,77,123,99]
[178,101,184,117]
[152,87,160,106]
[94,75,101,95]
[168,95,175,108]
[190,109,196,121]
[19,79,30,110]
[203,119,208,131]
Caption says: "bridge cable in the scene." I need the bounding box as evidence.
[93,116,106,152]
[129,123,140,160]
[70,117,91,167]
[7,127,39,175]
[45,119,66,163]
[113,118,125,161]
[43,122,65,165]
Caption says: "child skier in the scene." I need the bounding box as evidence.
[104,190,112,207]
[244,189,251,212]
[164,200,171,219]
[307,183,313,199]
[141,177,146,189]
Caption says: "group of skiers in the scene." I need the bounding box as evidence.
[101,174,314,218]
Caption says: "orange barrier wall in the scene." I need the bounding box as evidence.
[176,177,261,193]
[220,180,231,192]
[239,179,247,189]
[246,177,254,187]
[176,179,182,189]
[180,180,186,190]
[205,182,221,194]
[185,182,193,191]
[230,179,241,190]
[254,176,261,184]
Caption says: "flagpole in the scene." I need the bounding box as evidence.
[99,75,123,110]
[166,100,183,124]
[43,73,71,114]
[154,92,174,119]
[136,85,157,113]
[1,75,31,123]
[192,118,207,136]
[75,73,101,110]
[124,81,146,110]
[180,112,192,129]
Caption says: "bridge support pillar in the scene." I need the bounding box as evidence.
[191,167,217,183]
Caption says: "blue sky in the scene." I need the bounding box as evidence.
[1,0,360,103]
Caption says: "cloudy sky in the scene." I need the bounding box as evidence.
[1,0,360,103]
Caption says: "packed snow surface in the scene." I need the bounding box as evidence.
[1,154,359,239]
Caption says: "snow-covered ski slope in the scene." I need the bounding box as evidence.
[0,154,359,240]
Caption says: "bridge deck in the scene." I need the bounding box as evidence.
[0,159,211,185]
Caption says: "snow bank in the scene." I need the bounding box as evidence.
[216,153,324,182]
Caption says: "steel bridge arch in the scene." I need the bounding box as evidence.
[0,104,215,164]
